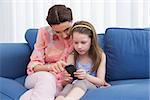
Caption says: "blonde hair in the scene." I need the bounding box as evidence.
[70,21,103,72]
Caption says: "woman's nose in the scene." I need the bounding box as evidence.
[62,32,68,38]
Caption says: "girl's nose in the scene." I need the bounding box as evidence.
[77,44,82,49]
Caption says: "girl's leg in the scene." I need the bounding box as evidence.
[55,84,73,100]
[65,87,85,100]
[65,80,97,100]
[20,71,56,100]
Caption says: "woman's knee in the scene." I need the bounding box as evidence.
[25,71,56,88]
[36,71,56,81]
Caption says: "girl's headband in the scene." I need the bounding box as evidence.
[71,25,92,31]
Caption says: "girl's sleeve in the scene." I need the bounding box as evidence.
[27,28,47,75]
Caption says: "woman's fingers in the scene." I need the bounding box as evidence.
[51,61,67,73]
[56,62,63,72]
[51,64,58,73]
[56,61,67,72]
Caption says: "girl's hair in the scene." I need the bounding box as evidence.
[46,5,73,25]
[70,21,103,72]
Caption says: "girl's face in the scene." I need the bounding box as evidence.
[73,32,91,55]
[51,21,72,39]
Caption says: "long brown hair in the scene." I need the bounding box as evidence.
[70,21,103,72]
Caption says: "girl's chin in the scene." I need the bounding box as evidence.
[78,52,86,55]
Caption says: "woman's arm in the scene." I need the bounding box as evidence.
[33,61,67,73]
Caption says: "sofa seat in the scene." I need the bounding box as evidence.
[0,28,149,100]
[82,79,149,100]
[0,77,27,100]
[15,76,26,85]
[0,92,12,100]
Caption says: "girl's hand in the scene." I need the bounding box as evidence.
[74,69,87,79]
[100,81,111,88]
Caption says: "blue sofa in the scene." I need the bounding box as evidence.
[0,28,149,100]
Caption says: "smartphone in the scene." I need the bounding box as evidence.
[65,64,77,80]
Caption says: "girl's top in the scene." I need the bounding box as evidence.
[76,59,96,76]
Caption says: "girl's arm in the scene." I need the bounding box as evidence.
[75,52,110,87]
[86,52,110,87]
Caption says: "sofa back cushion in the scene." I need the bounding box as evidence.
[97,33,105,49]
[104,28,149,81]
[25,28,105,50]
[25,29,38,50]
[0,43,31,79]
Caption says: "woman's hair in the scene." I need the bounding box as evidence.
[70,21,103,72]
[46,5,73,25]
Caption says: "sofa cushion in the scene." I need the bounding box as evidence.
[82,79,149,100]
[25,29,105,51]
[25,29,38,50]
[0,77,27,100]
[97,33,105,49]
[104,28,149,81]
[0,43,31,79]
[0,93,12,100]
[15,76,26,85]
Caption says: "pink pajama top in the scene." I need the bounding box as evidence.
[27,26,73,86]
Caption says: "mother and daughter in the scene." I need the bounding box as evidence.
[20,5,110,100]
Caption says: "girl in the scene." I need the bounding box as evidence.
[55,21,111,100]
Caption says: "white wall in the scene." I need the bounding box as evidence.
[0,0,149,42]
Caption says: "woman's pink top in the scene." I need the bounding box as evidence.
[27,26,73,86]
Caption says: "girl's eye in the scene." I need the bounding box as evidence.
[74,42,78,44]
[81,42,86,44]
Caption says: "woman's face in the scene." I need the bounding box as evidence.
[51,21,72,39]
[73,32,91,55]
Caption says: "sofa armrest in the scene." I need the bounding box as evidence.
[0,43,31,79]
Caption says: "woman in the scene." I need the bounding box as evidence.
[20,5,74,100]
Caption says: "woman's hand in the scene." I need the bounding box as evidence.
[61,71,73,86]
[48,60,67,73]
[74,69,87,80]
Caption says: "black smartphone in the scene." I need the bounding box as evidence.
[65,64,77,80]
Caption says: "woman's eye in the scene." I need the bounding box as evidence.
[64,28,70,32]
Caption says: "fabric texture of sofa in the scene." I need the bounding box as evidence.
[0,28,149,100]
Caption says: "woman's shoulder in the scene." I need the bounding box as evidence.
[38,26,54,35]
